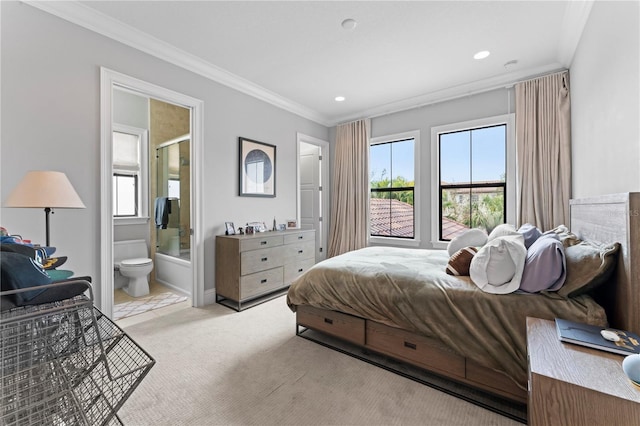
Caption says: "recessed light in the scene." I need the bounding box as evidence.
[341,18,357,30]
[335,96,346,102]
[474,50,490,60]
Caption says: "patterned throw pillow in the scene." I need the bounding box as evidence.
[446,246,478,276]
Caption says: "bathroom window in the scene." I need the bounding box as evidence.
[113,125,149,222]
[113,173,138,216]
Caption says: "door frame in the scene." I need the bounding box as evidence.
[296,133,329,262]
[100,67,205,317]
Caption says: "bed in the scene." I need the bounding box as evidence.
[287,193,639,404]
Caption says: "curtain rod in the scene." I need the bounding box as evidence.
[504,69,569,89]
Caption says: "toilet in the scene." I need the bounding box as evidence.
[114,239,153,298]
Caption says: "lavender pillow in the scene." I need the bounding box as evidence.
[519,234,566,293]
[517,223,542,249]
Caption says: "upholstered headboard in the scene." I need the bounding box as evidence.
[569,192,640,335]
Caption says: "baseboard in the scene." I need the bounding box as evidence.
[204,288,217,305]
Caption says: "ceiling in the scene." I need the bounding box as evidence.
[33,1,592,126]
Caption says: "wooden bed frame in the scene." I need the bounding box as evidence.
[295,192,639,404]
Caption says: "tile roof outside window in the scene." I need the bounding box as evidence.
[370,198,414,237]
[370,198,469,240]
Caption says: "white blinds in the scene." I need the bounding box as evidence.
[113,131,140,171]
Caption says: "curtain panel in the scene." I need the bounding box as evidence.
[327,119,370,257]
[515,71,571,230]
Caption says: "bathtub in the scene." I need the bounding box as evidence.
[154,252,192,295]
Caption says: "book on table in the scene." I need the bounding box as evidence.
[555,318,640,356]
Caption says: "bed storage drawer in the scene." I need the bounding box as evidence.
[466,360,527,401]
[297,305,365,345]
[365,321,465,378]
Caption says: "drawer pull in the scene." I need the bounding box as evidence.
[261,257,268,262]
[298,250,304,254]
[260,241,267,245]
[324,318,333,325]
[298,236,303,240]
[404,341,417,350]
[261,279,267,284]
[298,268,303,273]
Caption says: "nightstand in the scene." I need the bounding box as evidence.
[527,317,640,425]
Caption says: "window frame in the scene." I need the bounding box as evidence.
[369,130,421,247]
[112,124,149,225]
[430,114,515,249]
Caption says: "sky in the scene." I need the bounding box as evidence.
[369,124,506,186]
[370,138,414,183]
[440,125,506,183]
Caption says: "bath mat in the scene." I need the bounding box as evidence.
[114,291,188,321]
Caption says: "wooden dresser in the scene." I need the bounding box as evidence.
[215,229,316,310]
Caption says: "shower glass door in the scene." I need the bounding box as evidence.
[156,137,190,260]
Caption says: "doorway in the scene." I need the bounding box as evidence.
[100,68,204,319]
[297,133,329,263]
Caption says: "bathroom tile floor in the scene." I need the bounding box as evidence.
[114,280,190,326]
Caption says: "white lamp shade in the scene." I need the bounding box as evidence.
[4,171,86,209]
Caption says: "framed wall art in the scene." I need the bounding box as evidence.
[239,137,276,197]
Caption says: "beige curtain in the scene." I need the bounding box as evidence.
[327,119,370,257]
[515,71,571,230]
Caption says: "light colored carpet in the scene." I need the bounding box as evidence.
[113,292,188,321]
[118,296,521,426]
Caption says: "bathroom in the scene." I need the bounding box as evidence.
[112,88,192,319]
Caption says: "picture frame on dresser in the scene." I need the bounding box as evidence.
[224,222,235,235]
[239,137,276,197]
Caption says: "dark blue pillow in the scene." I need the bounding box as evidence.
[0,252,52,305]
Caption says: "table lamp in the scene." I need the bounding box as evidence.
[3,171,86,246]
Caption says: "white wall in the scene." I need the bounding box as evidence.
[370,88,513,248]
[570,0,640,197]
[0,3,328,306]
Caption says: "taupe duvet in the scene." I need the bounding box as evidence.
[287,247,607,389]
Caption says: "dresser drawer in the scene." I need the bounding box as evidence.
[283,241,315,261]
[240,267,284,300]
[240,235,283,252]
[366,321,465,378]
[284,231,314,245]
[284,258,315,284]
[297,305,365,345]
[240,246,284,275]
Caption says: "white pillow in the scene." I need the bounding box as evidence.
[447,228,488,256]
[470,234,527,294]
[487,223,519,242]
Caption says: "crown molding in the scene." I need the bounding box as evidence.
[333,63,567,125]
[26,1,331,126]
[25,1,588,129]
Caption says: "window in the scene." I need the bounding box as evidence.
[369,131,420,245]
[112,125,148,221]
[431,115,515,247]
[113,173,138,216]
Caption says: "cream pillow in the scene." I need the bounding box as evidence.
[469,234,527,294]
[487,223,519,242]
[447,228,488,256]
